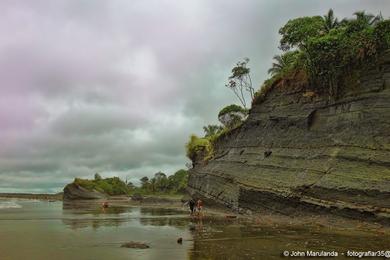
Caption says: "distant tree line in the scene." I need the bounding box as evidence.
[72,169,188,196]
[137,169,188,194]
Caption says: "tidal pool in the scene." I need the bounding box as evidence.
[0,199,388,259]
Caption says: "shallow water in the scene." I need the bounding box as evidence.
[0,199,389,260]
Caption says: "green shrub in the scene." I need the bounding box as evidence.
[73,176,129,196]
[218,104,247,118]
[374,20,390,50]
[185,134,213,162]
[266,10,389,99]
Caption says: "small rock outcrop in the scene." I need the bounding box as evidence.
[121,242,150,249]
[63,183,106,200]
[131,193,144,201]
[188,51,390,223]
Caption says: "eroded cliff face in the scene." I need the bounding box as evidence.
[188,52,390,222]
[63,183,106,200]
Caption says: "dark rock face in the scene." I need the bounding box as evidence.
[131,193,144,201]
[120,242,150,249]
[63,183,106,200]
[188,52,390,222]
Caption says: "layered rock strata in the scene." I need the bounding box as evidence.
[188,52,390,222]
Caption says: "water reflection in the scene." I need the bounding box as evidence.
[62,201,132,230]
[59,202,390,260]
[188,218,390,260]
[140,207,186,216]
[63,201,130,215]
[139,207,188,229]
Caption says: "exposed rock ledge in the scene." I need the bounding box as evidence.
[188,52,390,223]
[63,183,106,200]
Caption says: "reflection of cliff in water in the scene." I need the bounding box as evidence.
[140,207,186,216]
[63,201,130,215]
[139,207,188,229]
[62,201,132,230]
[62,217,129,230]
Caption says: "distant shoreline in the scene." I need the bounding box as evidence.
[0,193,63,201]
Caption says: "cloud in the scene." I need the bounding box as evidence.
[0,0,388,192]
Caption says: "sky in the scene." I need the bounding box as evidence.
[0,0,389,193]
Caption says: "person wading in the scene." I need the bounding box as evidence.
[196,199,203,217]
[188,198,195,215]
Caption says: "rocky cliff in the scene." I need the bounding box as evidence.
[188,52,390,222]
[63,183,106,200]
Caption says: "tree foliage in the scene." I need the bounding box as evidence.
[322,9,339,32]
[186,105,247,163]
[203,124,223,137]
[225,58,255,108]
[279,16,324,51]
[136,169,188,194]
[74,176,128,196]
[268,51,301,76]
[218,104,247,128]
[218,104,247,117]
[185,134,212,162]
[94,173,102,181]
[265,9,390,99]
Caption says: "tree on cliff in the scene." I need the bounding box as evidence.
[322,9,339,32]
[278,16,324,51]
[351,11,383,26]
[218,104,247,129]
[268,51,301,76]
[269,9,390,99]
[94,173,102,181]
[203,124,223,137]
[225,58,255,109]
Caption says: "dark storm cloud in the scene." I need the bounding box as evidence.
[0,0,388,192]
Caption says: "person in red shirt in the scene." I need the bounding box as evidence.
[196,199,203,216]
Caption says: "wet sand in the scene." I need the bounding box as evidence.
[1,198,389,259]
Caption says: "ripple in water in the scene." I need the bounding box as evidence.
[0,201,22,209]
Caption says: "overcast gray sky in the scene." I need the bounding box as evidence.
[0,0,388,193]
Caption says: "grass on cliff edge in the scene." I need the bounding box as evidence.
[186,122,243,163]
[74,177,129,196]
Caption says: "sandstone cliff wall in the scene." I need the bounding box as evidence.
[188,52,390,222]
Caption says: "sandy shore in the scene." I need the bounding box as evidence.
[2,192,389,232]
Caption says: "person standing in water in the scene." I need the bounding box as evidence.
[188,198,195,215]
[196,199,203,216]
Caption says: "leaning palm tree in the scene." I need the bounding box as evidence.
[353,11,383,26]
[268,51,299,76]
[268,55,285,76]
[323,9,339,32]
[203,124,223,137]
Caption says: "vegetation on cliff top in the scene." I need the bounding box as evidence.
[253,9,390,104]
[186,104,246,163]
[74,175,129,196]
[218,104,248,118]
[225,58,255,109]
